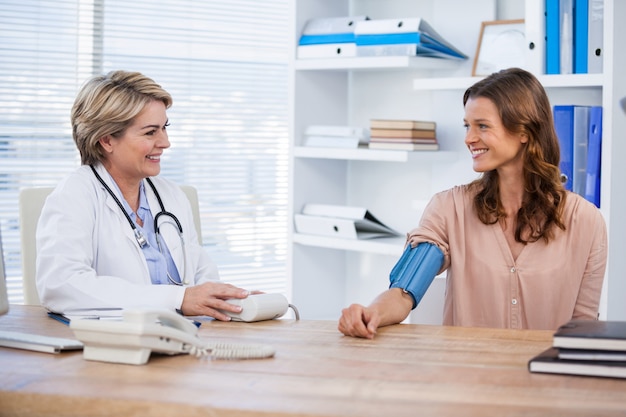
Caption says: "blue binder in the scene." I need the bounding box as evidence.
[574,0,589,73]
[546,0,561,74]
[553,105,575,190]
[584,106,602,207]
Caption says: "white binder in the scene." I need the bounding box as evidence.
[294,204,400,240]
[297,43,357,59]
[525,0,546,74]
[587,0,604,74]
[301,16,369,35]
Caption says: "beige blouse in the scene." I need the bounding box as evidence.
[407,185,607,330]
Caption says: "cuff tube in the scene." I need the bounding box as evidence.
[389,243,444,309]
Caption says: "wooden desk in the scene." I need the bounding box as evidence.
[1,305,625,417]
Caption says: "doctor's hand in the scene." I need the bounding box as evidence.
[338,304,381,339]
[180,282,251,321]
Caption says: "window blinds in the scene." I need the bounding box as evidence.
[0,0,289,302]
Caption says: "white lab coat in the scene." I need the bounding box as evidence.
[36,163,220,313]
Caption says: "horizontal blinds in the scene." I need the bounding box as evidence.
[0,0,289,302]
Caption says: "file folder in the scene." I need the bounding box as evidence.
[294,204,400,240]
[300,16,369,36]
[354,18,467,59]
[298,16,368,46]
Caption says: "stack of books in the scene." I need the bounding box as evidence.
[354,17,467,59]
[303,125,369,149]
[368,119,438,151]
[297,16,369,59]
[528,320,626,379]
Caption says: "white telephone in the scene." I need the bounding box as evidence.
[70,309,275,365]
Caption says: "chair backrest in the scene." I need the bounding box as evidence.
[19,187,54,305]
[18,185,202,306]
[179,185,203,245]
[0,227,10,315]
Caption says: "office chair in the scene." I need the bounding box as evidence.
[18,185,202,306]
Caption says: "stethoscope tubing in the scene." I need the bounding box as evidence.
[90,165,188,285]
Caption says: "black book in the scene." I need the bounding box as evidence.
[558,348,626,361]
[529,348,626,379]
[552,320,626,351]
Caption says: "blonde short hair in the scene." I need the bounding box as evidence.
[71,70,172,165]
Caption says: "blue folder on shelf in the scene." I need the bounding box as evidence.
[354,18,467,60]
[584,106,602,207]
[574,0,589,74]
[546,0,561,74]
[554,105,575,191]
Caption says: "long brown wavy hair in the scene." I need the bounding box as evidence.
[463,68,566,244]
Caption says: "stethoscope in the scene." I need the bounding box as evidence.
[90,165,188,285]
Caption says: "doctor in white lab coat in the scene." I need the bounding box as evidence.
[36,70,251,319]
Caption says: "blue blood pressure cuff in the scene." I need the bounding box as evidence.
[389,242,444,309]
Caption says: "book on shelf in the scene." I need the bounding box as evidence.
[368,142,439,151]
[370,127,436,140]
[370,119,436,131]
[294,204,400,240]
[552,320,626,351]
[369,138,437,145]
[528,347,626,379]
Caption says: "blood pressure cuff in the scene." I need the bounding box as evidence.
[389,242,444,309]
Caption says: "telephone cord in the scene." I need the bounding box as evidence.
[188,342,276,360]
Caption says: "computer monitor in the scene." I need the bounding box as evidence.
[0,228,9,315]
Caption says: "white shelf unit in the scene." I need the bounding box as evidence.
[288,0,626,323]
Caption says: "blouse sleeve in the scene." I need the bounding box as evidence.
[572,206,608,320]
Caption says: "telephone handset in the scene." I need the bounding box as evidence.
[70,308,275,365]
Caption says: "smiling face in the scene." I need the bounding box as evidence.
[463,96,528,175]
[99,100,170,186]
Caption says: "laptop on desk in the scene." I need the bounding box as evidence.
[0,227,83,353]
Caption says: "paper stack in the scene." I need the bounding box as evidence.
[354,18,467,59]
[297,16,369,59]
[303,125,369,149]
[528,319,626,379]
[368,119,438,151]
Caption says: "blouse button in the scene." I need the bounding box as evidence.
[512,299,518,305]
[510,267,516,273]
